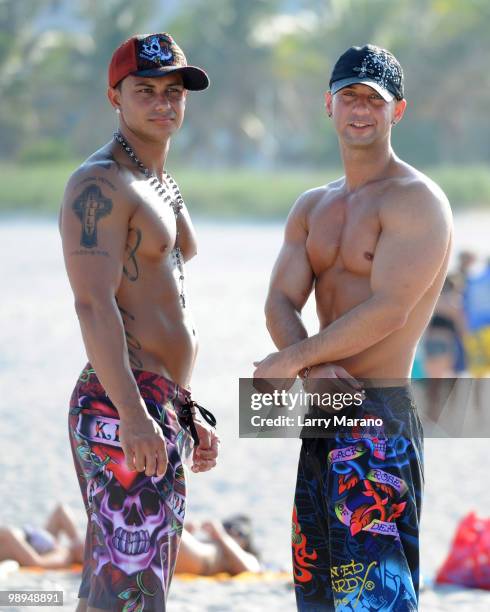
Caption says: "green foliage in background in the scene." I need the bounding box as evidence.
[0,0,157,157]
[1,162,489,218]
[1,0,490,167]
[1,0,489,215]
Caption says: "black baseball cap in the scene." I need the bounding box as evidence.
[329,44,404,102]
[109,32,209,91]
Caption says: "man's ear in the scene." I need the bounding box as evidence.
[324,91,333,117]
[392,98,407,125]
[107,86,121,111]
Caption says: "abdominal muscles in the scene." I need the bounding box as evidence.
[314,272,437,380]
[116,261,198,387]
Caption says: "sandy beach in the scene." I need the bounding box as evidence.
[1,214,490,611]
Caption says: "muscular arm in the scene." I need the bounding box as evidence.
[60,168,145,419]
[265,193,315,349]
[280,185,452,372]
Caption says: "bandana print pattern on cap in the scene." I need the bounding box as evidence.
[353,50,402,92]
[139,35,174,65]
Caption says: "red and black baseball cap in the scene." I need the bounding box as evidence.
[108,32,209,90]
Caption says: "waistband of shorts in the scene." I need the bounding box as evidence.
[362,384,412,394]
[362,385,416,411]
[76,363,191,405]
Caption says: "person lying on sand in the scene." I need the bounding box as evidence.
[0,506,260,576]
[176,514,261,576]
[0,503,84,570]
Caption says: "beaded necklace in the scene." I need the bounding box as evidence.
[113,131,187,308]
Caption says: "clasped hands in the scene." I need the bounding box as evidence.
[253,350,363,398]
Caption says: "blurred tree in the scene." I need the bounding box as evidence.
[69,0,157,154]
[0,0,156,159]
[169,0,281,165]
[0,0,60,155]
[259,0,490,166]
[1,0,489,167]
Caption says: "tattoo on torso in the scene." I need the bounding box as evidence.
[117,303,143,369]
[72,185,112,248]
[123,228,142,281]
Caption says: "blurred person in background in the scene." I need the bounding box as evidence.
[455,250,477,291]
[423,275,466,378]
[423,274,467,421]
[175,515,261,576]
[0,504,84,570]
[462,256,490,376]
[0,508,260,577]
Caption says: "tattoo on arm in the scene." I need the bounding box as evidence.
[123,228,142,281]
[72,185,113,248]
[118,304,143,369]
[70,249,109,257]
[98,152,121,172]
[75,176,117,191]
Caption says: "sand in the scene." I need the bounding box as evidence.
[1,215,490,611]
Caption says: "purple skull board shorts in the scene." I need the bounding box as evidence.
[68,364,194,611]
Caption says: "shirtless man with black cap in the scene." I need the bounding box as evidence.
[60,33,219,612]
[254,45,452,610]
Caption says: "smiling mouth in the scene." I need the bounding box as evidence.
[349,121,373,128]
[150,117,174,122]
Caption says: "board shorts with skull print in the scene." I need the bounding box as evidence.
[68,364,196,611]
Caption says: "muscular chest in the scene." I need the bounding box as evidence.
[126,185,177,266]
[306,193,381,278]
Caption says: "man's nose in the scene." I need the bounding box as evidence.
[155,94,171,110]
[352,97,370,113]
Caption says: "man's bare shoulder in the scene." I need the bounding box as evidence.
[381,166,452,229]
[290,177,345,220]
[60,145,134,234]
[64,144,128,197]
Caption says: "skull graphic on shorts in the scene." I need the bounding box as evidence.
[351,413,388,460]
[98,471,168,575]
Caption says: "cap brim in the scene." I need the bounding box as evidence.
[132,65,209,91]
[330,77,393,102]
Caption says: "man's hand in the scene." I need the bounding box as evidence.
[304,363,364,402]
[119,413,168,477]
[253,351,297,380]
[253,352,298,396]
[191,419,220,473]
